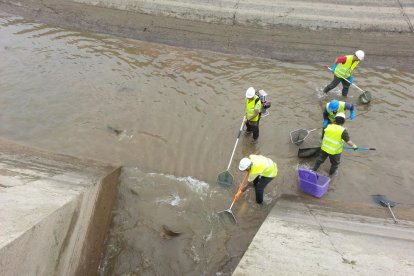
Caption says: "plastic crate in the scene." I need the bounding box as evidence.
[298,168,330,198]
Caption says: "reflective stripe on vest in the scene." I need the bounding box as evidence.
[321,124,345,155]
[245,95,261,122]
[326,101,345,123]
[334,55,359,79]
[249,155,278,178]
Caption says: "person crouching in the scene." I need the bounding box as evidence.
[235,155,278,204]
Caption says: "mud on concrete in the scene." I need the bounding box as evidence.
[1,0,414,70]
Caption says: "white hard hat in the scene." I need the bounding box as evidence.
[245,87,256,98]
[335,112,346,119]
[239,157,252,171]
[355,50,365,61]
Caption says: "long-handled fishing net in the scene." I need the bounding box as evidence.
[292,111,370,146]
[217,117,245,187]
[298,147,321,158]
[325,65,372,104]
[372,194,398,224]
[290,127,322,145]
[298,145,376,158]
[218,173,248,223]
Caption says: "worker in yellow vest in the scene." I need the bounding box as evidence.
[323,99,355,128]
[236,155,278,204]
[244,87,262,143]
[323,50,364,97]
[312,113,357,176]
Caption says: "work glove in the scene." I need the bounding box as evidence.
[323,119,329,128]
[330,63,337,73]
[347,76,354,84]
[234,190,243,201]
[353,144,358,150]
[350,110,356,120]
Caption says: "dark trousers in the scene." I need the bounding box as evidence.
[253,176,274,204]
[246,120,259,140]
[323,75,351,97]
[312,150,342,175]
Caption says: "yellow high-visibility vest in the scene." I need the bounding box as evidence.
[321,124,345,155]
[245,96,262,122]
[249,155,278,178]
[334,55,359,79]
[326,101,345,123]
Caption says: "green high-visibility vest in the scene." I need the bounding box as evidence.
[249,155,278,178]
[321,124,345,155]
[245,96,262,122]
[334,55,359,79]
[326,101,346,123]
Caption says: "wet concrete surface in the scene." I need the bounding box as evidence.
[0,138,120,275]
[235,197,414,275]
[1,3,414,275]
[0,0,414,70]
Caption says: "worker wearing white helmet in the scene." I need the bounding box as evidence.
[312,113,358,176]
[244,87,262,143]
[323,50,365,97]
[236,155,278,204]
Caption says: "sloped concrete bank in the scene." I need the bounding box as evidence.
[234,197,414,275]
[1,0,414,69]
[0,139,120,275]
[74,0,414,32]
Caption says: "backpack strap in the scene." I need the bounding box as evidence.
[254,97,262,120]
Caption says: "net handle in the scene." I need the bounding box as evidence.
[226,116,246,170]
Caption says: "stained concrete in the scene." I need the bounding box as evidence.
[0,139,120,275]
[1,0,414,70]
[74,0,414,32]
[233,197,414,275]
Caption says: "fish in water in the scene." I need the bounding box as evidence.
[161,225,181,239]
[107,125,123,136]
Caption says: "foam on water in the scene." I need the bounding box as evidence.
[155,193,182,206]
[163,174,210,195]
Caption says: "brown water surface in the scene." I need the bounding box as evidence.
[1,13,413,275]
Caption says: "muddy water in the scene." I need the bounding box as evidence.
[1,12,414,275]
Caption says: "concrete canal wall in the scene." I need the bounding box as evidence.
[233,197,414,275]
[0,139,120,275]
[2,0,413,69]
[73,0,414,32]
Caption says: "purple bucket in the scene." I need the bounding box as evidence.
[298,168,330,198]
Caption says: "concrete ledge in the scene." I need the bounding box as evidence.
[73,0,414,32]
[0,139,120,275]
[233,198,414,275]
